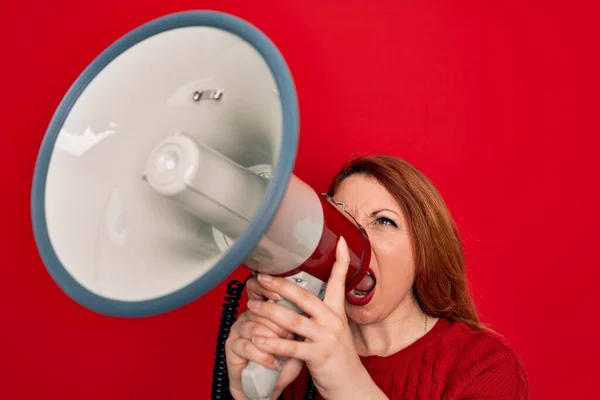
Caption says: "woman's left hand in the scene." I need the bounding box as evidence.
[246,237,387,400]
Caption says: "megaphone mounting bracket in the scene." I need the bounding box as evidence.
[192,89,224,102]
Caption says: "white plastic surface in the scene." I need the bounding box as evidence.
[228,173,325,276]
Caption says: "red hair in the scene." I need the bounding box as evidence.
[327,155,481,330]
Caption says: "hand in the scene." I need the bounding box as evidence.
[225,277,305,400]
[246,237,386,400]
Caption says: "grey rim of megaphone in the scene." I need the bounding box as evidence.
[30,10,299,318]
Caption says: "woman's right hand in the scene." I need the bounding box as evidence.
[225,276,305,400]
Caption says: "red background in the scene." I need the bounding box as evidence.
[1,1,599,399]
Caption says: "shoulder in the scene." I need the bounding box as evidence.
[440,319,530,399]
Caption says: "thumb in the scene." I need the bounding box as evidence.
[323,236,351,312]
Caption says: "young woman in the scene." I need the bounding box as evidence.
[225,155,529,399]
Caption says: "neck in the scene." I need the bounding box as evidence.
[350,297,436,357]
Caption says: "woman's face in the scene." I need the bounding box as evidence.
[333,174,416,325]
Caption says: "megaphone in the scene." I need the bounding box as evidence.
[31,10,371,400]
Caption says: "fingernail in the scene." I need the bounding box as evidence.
[257,274,272,283]
[247,300,261,309]
[338,236,348,250]
[252,336,267,345]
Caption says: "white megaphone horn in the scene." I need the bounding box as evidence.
[30,10,371,400]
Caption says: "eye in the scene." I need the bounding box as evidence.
[375,216,397,228]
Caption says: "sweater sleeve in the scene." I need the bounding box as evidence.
[460,344,529,400]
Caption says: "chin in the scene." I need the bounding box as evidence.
[346,307,377,325]
[345,293,380,325]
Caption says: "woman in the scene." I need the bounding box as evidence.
[225,155,529,399]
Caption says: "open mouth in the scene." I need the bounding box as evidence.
[346,268,376,306]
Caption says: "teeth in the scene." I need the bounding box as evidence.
[349,289,368,298]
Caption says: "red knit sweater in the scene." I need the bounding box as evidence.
[283,318,529,399]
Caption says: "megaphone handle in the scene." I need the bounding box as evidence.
[241,272,325,400]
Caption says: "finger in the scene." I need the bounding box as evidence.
[246,277,283,301]
[237,310,292,339]
[224,334,249,395]
[225,326,244,365]
[254,274,333,323]
[246,299,322,341]
[251,335,313,362]
[322,236,352,312]
[238,320,294,341]
[225,336,282,398]
[228,337,281,371]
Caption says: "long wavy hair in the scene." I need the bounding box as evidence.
[327,155,481,330]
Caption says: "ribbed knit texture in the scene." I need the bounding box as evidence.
[283,318,529,399]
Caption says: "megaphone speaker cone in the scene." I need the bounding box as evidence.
[31,10,303,317]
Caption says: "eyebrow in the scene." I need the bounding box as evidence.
[369,208,400,217]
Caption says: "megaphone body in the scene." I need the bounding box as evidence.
[143,130,370,289]
[31,10,370,400]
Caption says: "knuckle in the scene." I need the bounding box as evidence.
[241,320,280,340]
[246,277,259,289]
[246,278,264,298]
[229,338,246,358]
[238,321,253,339]
[260,321,287,338]
[258,350,274,365]
[265,320,287,337]
[277,326,291,338]
[298,288,313,301]
[288,313,304,329]
[288,339,299,355]
[236,338,274,367]
[241,339,254,355]
[250,323,266,337]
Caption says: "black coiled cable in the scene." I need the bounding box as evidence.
[211,274,317,400]
[304,375,317,400]
[212,274,252,399]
